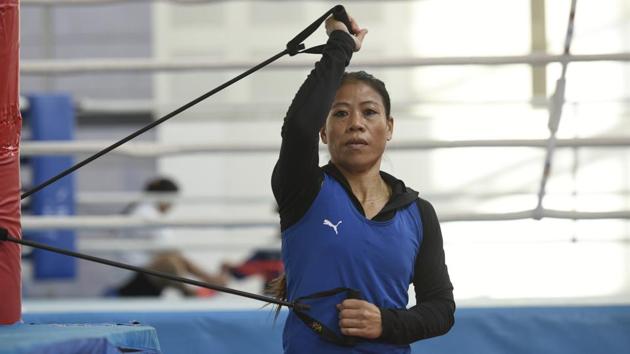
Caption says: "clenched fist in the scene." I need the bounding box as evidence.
[337,299,382,339]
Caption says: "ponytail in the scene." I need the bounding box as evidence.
[267,273,287,321]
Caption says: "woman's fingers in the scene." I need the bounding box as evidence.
[348,15,361,34]
[353,29,368,52]
[325,13,368,52]
[337,299,382,339]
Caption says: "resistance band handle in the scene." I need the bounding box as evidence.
[347,289,361,299]
[343,289,362,346]
[293,287,363,347]
[286,4,355,55]
[332,5,356,35]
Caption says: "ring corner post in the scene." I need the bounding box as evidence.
[0,0,23,325]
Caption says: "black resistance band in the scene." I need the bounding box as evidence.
[3,4,362,346]
[0,228,305,311]
[21,4,354,200]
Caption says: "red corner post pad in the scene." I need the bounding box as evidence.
[0,0,23,325]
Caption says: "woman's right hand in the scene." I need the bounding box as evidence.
[325,14,368,52]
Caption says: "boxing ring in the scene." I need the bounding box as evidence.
[3,0,630,353]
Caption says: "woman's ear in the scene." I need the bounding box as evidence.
[386,116,394,141]
[320,126,328,144]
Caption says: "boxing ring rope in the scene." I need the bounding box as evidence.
[68,233,630,254]
[19,208,630,232]
[22,96,630,114]
[71,190,630,206]
[20,0,375,5]
[20,215,277,230]
[18,137,630,157]
[76,193,273,205]
[20,52,630,75]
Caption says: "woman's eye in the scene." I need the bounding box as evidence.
[333,111,348,118]
[364,109,378,117]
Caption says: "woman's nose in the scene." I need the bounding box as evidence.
[347,111,365,131]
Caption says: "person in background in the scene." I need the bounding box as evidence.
[270,12,455,353]
[114,177,227,297]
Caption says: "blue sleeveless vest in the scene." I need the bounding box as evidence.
[282,173,423,353]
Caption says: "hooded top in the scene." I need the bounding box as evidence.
[272,30,454,353]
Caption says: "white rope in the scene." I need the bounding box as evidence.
[73,190,630,206]
[75,192,273,205]
[76,235,630,253]
[443,210,630,222]
[78,238,279,252]
[20,53,630,75]
[23,0,129,4]
[22,0,233,5]
[20,209,630,230]
[23,96,630,114]
[19,137,630,157]
[22,0,398,5]
[26,189,622,207]
[75,191,630,206]
[20,215,277,230]
[20,141,283,156]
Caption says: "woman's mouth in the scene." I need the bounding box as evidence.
[345,138,368,148]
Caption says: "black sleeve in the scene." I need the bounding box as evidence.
[379,198,455,344]
[271,31,355,232]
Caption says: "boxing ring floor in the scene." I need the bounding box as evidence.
[18,297,630,354]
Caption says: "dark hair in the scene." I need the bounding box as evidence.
[122,177,179,214]
[268,205,286,318]
[341,71,391,118]
[144,177,179,193]
[267,274,287,321]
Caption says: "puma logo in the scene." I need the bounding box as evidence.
[323,219,342,235]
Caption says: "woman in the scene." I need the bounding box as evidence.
[271,13,455,353]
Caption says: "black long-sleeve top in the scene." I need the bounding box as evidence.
[272,30,455,345]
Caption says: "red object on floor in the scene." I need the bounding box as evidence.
[0,0,22,325]
[195,287,218,298]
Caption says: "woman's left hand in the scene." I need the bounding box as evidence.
[337,299,382,339]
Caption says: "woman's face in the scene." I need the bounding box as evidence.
[320,81,393,173]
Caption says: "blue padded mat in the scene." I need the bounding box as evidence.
[0,323,160,354]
